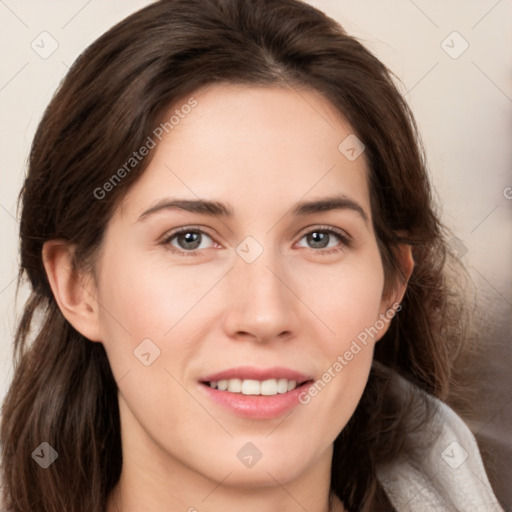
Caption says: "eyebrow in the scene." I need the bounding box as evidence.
[290,195,368,223]
[138,194,368,224]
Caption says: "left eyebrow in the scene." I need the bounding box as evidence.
[289,195,368,224]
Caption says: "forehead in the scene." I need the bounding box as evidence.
[117,83,370,222]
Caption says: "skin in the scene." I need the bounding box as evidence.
[43,84,413,512]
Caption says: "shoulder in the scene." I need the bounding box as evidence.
[376,371,504,512]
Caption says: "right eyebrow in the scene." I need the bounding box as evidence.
[138,198,234,222]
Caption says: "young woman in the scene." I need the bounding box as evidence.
[1,0,504,511]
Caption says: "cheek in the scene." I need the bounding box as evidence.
[94,246,227,375]
[93,251,218,444]
[294,248,385,430]
[302,248,386,348]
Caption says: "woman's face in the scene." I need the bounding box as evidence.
[93,83,394,491]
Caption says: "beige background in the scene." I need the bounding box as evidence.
[1,0,511,508]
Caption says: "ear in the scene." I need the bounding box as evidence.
[376,243,414,340]
[42,240,102,342]
[385,242,414,306]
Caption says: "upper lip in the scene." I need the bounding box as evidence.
[200,366,313,385]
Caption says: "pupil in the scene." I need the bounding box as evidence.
[180,232,201,249]
[309,231,328,248]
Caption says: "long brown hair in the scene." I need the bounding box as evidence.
[1,0,469,510]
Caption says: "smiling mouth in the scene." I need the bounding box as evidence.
[201,378,313,396]
[199,368,315,418]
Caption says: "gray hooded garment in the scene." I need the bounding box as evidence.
[376,371,504,512]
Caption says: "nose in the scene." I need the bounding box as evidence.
[222,246,300,344]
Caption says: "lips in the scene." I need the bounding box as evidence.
[198,366,314,419]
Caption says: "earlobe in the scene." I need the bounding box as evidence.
[42,240,102,342]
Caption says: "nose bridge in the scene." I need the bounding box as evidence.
[224,237,297,340]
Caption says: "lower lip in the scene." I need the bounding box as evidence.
[199,382,313,419]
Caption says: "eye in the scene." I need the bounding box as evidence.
[162,225,351,256]
[296,226,350,255]
[162,227,216,255]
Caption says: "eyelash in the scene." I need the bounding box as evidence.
[161,225,351,257]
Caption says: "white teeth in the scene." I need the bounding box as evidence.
[208,378,298,395]
[276,378,288,394]
[227,378,242,393]
[242,379,261,395]
[260,379,276,395]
